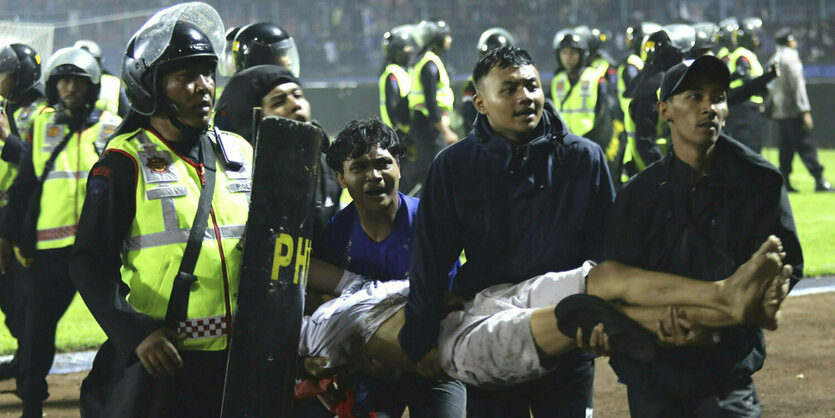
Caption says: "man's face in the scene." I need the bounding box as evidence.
[0,73,14,97]
[559,47,581,71]
[658,74,728,150]
[161,60,215,129]
[336,145,400,212]
[56,75,91,111]
[261,82,311,123]
[473,64,544,143]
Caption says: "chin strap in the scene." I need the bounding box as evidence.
[166,101,208,137]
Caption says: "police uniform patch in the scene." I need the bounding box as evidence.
[47,125,60,137]
[147,157,170,173]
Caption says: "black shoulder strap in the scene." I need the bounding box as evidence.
[40,129,75,183]
[165,134,218,326]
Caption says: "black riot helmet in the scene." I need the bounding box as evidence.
[737,17,763,50]
[625,22,662,55]
[44,47,101,109]
[688,22,720,58]
[382,24,415,67]
[218,25,243,77]
[643,24,696,70]
[553,28,590,67]
[232,22,300,77]
[122,2,224,117]
[0,43,42,99]
[476,27,514,57]
[717,17,739,49]
[414,20,451,54]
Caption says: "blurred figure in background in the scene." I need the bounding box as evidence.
[725,17,766,153]
[767,28,834,192]
[379,24,416,139]
[404,20,456,196]
[74,39,129,117]
[716,17,739,63]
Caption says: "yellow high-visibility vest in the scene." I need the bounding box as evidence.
[551,67,600,136]
[0,99,48,207]
[95,73,123,115]
[728,47,764,104]
[379,63,411,132]
[107,128,253,351]
[31,108,122,249]
[409,51,454,119]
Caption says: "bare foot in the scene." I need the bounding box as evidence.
[759,264,792,330]
[718,236,784,325]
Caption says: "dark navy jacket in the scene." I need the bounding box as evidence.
[399,107,615,362]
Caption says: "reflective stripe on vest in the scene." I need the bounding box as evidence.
[379,63,411,131]
[409,51,454,118]
[728,47,764,104]
[95,73,122,114]
[108,129,252,351]
[31,109,121,249]
[551,67,600,136]
[0,100,48,208]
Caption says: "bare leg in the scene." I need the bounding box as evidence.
[588,236,786,327]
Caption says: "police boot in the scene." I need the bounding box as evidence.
[784,178,798,193]
[815,176,835,192]
[0,353,18,381]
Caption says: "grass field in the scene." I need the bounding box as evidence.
[0,149,832,355]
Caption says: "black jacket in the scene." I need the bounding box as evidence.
[605,134,803,397]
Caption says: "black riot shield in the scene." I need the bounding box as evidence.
[221,116,322,417]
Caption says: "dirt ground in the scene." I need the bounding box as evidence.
[0,292,833,417]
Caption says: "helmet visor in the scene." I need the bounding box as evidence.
[131,2,225,67]
[270,37,300,78]
[663,24,697,53]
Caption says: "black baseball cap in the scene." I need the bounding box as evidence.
[659,55,730,101]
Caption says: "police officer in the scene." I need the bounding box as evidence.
[405,20,456,195]
[621,24,695,178]
[551,28,615,172]
[0,42,49,382]
[380,24,416,138]
[582,26,617,85]
[215,25,243,99]
[0,45,121,418]
[725,17,766,153]
[70,3,251,416]
[716,17,739,63]
[616,22,660,183]
[232,22,300,77]
[74,39,129,117]
[460,27,515,131]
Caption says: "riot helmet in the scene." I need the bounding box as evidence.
[688,22,720,58]
[737,17,763,50]
[717,17,739,49]
[218,25,242,77]
[643,24,696,70]
[553,28,589,69]
[74,39,103,64]
[476,27,514,57]
[625,22,662,55]
[382,24,415,67]
[44,47,101,109]
[121,2,224,117]
[0,43,42,98]
[413,20,451,53]
[232,22,300,77]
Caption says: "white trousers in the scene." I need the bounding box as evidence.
[438,262,593,388]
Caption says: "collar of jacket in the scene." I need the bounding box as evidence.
[473,105,567,179]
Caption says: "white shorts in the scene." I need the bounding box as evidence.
[438,262,593,388]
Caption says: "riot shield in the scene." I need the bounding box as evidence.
[221,116,322,417]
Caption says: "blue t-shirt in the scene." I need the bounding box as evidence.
[314,192,457,286]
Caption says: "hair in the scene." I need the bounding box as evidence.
[326,118,407,173]
[472,46,535,87]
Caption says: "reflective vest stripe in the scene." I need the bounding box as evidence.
[45,170,88,180]
[123,224,245,251]
[37,225,77,242]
